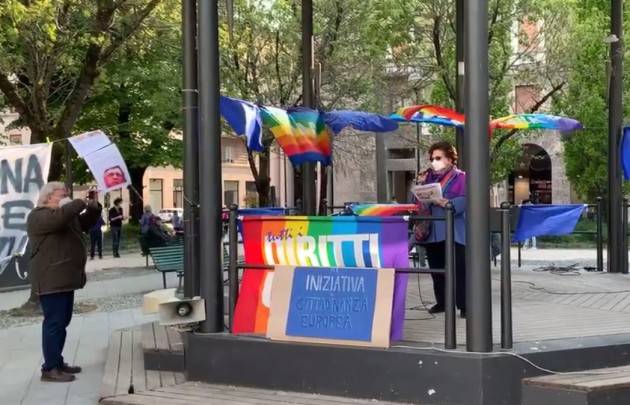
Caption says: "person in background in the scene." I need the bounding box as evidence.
[28,182,102,382]
[87,190,103,260]
[140,205,153,234]
[171,210,183,234]
[146,215,172,248]
[108,197,124,258]
[418,141,467,317]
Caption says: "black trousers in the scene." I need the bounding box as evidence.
[90,229,102,258]
[40,291,74,371]
[425,242,466,311]
[111,226,122,256]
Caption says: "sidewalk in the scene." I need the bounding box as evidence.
[0,252,173,405]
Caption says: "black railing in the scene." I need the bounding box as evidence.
[225,203,458,349]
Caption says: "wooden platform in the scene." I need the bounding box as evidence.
[522,365,630,405]
[141,321,184,371]
[100,381,408,404]
[100,327,185,402]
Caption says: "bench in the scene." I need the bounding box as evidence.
[149,244,184,289]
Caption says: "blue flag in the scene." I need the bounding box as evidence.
[323,110,398,134]
[513,204,586,242]
[220,96,263,151]
[622,126,630,180]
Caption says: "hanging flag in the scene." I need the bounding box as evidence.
[220,96,264,151]
[69,131,131,192]
[261,106,332,166]
[392,105,465,128]
[513,204,586,242]
[490,114,583,132]
[350,203,418,216]
[323,110,398,134]
[622,126,630,180]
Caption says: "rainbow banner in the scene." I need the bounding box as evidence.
[392,104,465,128]
[232,216,410,340]
[350,203,418,216]
[490,113,583,132]
[261,106,332,166]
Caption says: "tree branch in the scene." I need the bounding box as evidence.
[431,16,456,103]
[490,81,567,160]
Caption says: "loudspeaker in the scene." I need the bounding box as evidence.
[158,296,206,326]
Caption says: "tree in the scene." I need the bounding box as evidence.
[0,0,161,180]
[554,2,630,202]
[76,1,183,222]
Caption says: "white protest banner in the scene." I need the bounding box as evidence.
[0,143,52,276]
[68,130,111,157]
[69,131,131,192]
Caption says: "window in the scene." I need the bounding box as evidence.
[387,148,415,159]
[245,181,258,207]
[9,134,21,145]
[222,145,234,163]
[149,179,163,211]
[173,179,183,208]
[224,181,239,206]
[514,85,540,113]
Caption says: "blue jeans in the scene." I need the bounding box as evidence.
[40,291,74,371]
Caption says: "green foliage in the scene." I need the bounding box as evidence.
[76,1,183,181]
[553,3,630,201]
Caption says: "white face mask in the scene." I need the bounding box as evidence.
[431,159,447,172]
[59,197,73,207]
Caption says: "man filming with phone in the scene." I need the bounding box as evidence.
[27,182,102,382]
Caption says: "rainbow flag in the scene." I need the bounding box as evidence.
[393,104,464,128]
[232,215,410,340]
[490,113,583,132]
[261,106,332,166]
[351,203,418,216]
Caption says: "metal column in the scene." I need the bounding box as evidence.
[455,0,465,169]
[197,0,224,332]
[301,0,316,215]
[182,0,199,298]
[464,0,493,352]
[608,0,624,273]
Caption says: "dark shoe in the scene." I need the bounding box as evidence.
[61,363,82,374]
[41,368,75,382]
[99,255,103,259]
[428,304,445,314]
[90,256,94,260]
[460,309,467,318]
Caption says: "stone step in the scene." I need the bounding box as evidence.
[522,365,630,405]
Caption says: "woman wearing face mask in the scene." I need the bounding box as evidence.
[417,141,467,317]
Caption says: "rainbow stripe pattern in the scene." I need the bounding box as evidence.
[350,203,418,216]
[232,215,410,340]
[261,106,332,166]
[392,104,465,128]
[490,113,583,132]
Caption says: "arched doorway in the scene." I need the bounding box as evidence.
[508,144,552,204]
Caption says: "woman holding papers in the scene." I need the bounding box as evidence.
[413,141,467,317]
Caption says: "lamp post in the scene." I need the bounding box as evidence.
[608,0,624,273]
[197,0,223,332]
[182,0,200,298]
[455,0,465,169]
[465,0,493,352]
[301,0,317,215]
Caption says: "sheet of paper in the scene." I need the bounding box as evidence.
[411,182,443,202]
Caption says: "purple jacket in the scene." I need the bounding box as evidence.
[421,168,467,245]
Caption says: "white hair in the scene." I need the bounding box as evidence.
[143,205,152,213]
[37,182,66,206]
